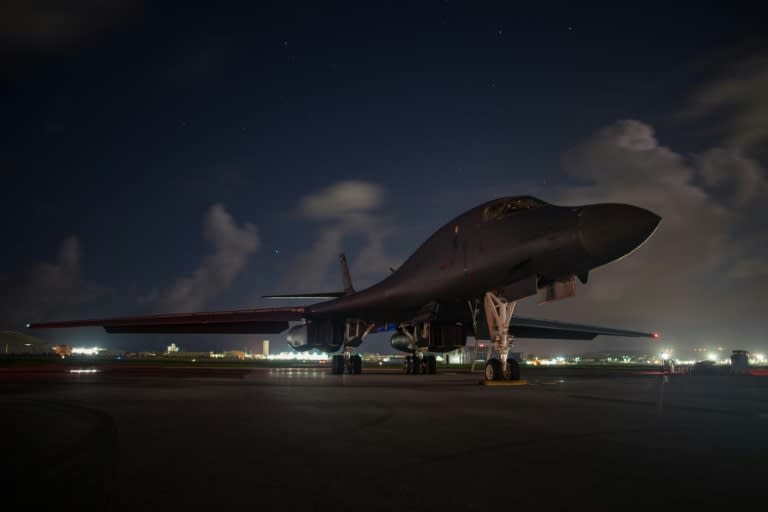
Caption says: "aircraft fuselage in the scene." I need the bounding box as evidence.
[308,197,660,321]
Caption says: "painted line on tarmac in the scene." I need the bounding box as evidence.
[479,379,529,387]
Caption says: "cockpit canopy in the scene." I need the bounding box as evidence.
[482,196,548,222]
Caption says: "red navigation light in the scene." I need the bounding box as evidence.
[652,332,660,338]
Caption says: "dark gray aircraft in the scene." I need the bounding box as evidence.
[30,196,661,380]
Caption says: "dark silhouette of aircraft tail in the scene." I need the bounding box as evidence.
[262,253,355,300]
[339,253,355,295]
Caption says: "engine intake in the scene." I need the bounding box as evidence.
[287,321,344,352]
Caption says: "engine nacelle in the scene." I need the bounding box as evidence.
[286,321,344,352]
[390,332,415,353]
[390,322,467,353]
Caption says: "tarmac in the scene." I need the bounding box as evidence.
[2,364,767,511]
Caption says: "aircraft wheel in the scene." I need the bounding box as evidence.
[350,355,362,374]
[505,359,521,381]
[404,356,412,374]
[411,357,422,375]
[485,359,503,381]
[425,356,437,375]
[331,355,344,375]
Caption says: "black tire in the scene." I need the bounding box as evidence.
[411,356,421,375]
[404,356,412,374]
[426,356,437,375]
[331,355,344,375]
[505,358,521,381]
[351,355,362,374]
[485,359,503,381]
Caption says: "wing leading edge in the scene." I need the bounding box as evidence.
[28,307,657,340]
[27,307,306,334]
[508,316,659,341]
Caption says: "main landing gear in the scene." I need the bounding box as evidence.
[482,291,521,381]
[330,320,373,375]
[398,322,437,375]
[331,354,361,375]
[404,354,437,374]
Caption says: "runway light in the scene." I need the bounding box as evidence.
[69,369,99,374]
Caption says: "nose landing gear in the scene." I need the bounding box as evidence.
[482,291,521,381]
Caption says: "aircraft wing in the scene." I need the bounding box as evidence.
[508,316,658,340]
[27,307,306,334]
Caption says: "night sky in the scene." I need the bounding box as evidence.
[2,3,766,356]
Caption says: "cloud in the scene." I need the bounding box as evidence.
[0,236,103,326]
[157,204,259,312]
[0,0,137,51]
[534,119,767,349]
[299,180,384,220]
[279,181,397,293]
[683,53,768,153]
[694,148,767,207]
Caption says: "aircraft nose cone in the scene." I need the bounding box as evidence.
[579,204,661,264]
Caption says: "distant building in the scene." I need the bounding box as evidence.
[262,339,270,357]
[167,342,179,354]
[53,344,72,357]
[224,350,246,360]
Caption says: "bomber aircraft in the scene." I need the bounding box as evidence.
[29,196,660,381]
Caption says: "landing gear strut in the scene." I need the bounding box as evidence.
[398,321,437,375]
[331,320,373,375]
[483,291,520,381]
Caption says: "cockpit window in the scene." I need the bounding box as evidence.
[482,196,546,222]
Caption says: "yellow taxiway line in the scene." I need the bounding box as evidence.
[479,379,529,386]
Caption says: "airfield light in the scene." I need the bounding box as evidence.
[72,346,102,356]
[661,351,671,360]
[707,353,717,362]
[754,353,766,364]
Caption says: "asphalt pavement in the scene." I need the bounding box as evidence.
[2,364,767,511]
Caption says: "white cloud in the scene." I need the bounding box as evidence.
[695,148,766,207]
[683,54,768,153]
[157,204,259,312]
[299,180,383,220]
[279,181,397,293]
[532,119,766,348]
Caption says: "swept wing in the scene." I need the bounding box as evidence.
[508,316,658,340]
[27,307,306,334]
